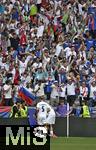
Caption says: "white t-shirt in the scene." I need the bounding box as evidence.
[19,56,32,75]
[43,56,50,69]
[91,4,96,8]
[0,57,2,67]
[51,84,59,99]
[34,83,44,97]
[67,83,75,96]
[55,43,63,57]
[37,25,44,38]
[78,3,83,15]
[36,0,42,4]
[91,66,95,73]
[32,62,42,69]
[90,85,96,98]
[8,4,13,13]
[48,105,56,116]
[3,84,12,99]
[19,61,27,75]
[64,47,71,59]
[59,86,67,98]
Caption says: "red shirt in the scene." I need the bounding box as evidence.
[20,33,27,46]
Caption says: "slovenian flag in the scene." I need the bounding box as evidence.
[18,87,36,106]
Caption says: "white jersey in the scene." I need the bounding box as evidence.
[36,101,51,125]
[37,101,51,116]
[48,105,55,117]
[46,105,56,125]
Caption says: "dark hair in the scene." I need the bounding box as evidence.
[5,80,10,84]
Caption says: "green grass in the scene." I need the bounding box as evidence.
[51,137,96,150]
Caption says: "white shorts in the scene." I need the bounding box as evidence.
[37,115,47,125]
[46,112,56,125]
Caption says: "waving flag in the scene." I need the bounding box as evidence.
[0,106,11,118]
[18,87,36,106]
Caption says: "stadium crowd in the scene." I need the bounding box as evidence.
[0,0,96,117]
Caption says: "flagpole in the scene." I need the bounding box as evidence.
[67,102,69,138]
[16,55,18,64]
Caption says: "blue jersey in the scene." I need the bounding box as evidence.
[85,39,94,51]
